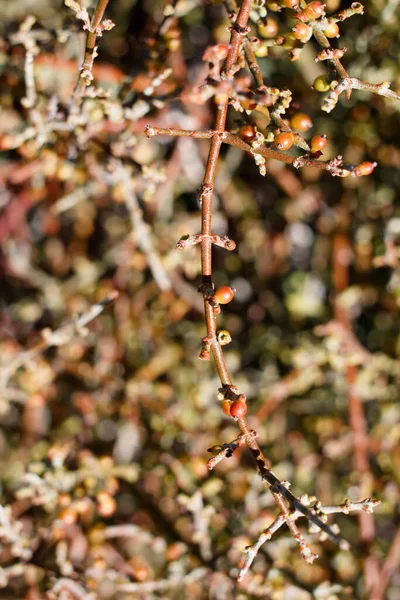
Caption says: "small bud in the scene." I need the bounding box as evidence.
[217,330,232,345]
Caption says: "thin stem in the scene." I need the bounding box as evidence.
[69,0,111,117]
[146,126,365,176]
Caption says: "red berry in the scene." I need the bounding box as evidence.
[239,125,256,142]
[305,2,325,19]
[274,132,294,151]
[323,22,339,38]
[230,400,248,418]
[358,161,376,176]
[292,22,312,42]
[310,134,327,153]
[291,112,312,132]
[215,286,235,304]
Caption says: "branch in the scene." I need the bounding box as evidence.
[112,162,172,291]
[67,0,114,118]
[238,498,380,581]
[145,126,375,178]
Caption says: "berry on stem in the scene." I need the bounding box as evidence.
[323,22,339,38]
[292,22,312,43]
[358,161,377,175]
[304,2,325,19]
[258,18,279,39]
[282,0,299,8]
[230,399,248,418]
[291,112,312,132]
[215,286,235,304]
[311,134,327,153]
[274,132,294,150]
[313,75,330,92]
[239,125,256,142]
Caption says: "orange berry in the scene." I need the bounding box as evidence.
[358,161,376,176]
[291,112,312,132]
[292,22,312,42]
[274,132,294,151]
[239,125,256,142]
[282,0,299,7]
[222,400,231,415]
[258,18,279,38]
[214,286,235,304]
[323,22,339,38]
[304,1,325,19]
[311,134,327,153]
[230,400,248,418]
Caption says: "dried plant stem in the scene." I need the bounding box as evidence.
[238,498,379,581]
[116,567,208,593]
[116,163,172,291]
[310,24,349,82]
[69,0,111,117]
[145,126,361,176]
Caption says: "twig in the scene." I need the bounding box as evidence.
[67,0,114,118]
[322,77,400,113]
[115,162,172,291]
[116,567,208,593]
[238,498,379,581]
[48,578,95,600]
[145,126,373,178]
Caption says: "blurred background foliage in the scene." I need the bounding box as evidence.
[0,0,399,598]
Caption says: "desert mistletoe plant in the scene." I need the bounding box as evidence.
[146,0,386,581]
[1,0,400,597]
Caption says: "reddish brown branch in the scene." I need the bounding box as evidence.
[145,126,373,177]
